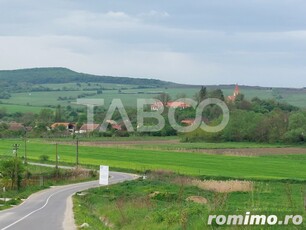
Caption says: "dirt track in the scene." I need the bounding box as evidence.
[77,139,179,146]
[55,139,306,156]
[192,147,306,156]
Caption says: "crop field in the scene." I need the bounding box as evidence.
[0,104,48,113]
[1,139,306,180]
[2,84,306,113]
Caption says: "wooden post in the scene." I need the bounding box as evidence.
[76,137,79,167]
[24,136,27,164]
[55,143,59,178]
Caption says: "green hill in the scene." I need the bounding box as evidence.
[0,67,179,88]
[1,67,306,113]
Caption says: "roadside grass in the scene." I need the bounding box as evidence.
[73,172,306,230]
[1,139,306,180]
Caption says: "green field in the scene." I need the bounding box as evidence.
[0,104,49,113]
[1,67,306,113]
[2,85,306,114]
[1,139,306,180]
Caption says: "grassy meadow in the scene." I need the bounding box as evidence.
[2,83,306,113]
[1,139,306,181]
[74,172,306,230]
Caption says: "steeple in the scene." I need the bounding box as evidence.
[227,84,240,102]
[234,84,239,97]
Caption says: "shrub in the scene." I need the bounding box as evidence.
[39,155,49,162]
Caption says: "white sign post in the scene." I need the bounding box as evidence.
[99,165,109,185]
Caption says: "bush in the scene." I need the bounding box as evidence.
[39,155,49,162]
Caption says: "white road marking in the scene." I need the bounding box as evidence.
[1,192,56,230]
[0,173,136,230]
[0,182,98,230]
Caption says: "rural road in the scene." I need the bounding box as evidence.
[0,171,137,230]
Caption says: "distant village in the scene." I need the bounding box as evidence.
[0,85,240,137]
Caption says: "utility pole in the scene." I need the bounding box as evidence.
[24,134,27,165]
[76,137,79,167]
[55,143,59,177]
[12,144,20,190]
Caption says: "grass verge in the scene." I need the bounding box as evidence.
[74,171,306,229]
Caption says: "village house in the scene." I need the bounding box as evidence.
[151,101,191,111]
[8,122,26,132]
[78,124,101,134]
[50,122,75,132]
[181,117,209,126]
[151,101,164,111]
[106,120,123,131]
[166,101,190,109]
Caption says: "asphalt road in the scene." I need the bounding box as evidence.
[0,172,137,230]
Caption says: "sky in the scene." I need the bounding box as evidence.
[0,0,306,87]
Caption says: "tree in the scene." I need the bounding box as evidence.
[199,86,207,102]
[155,93,171,105]
[55,105,62,122]
[194,86,208,104]
[38,109,55,125]
[209,89,225,101]
[20,112,36,126]
[0,108,7,119]
[283,112,306,143]
[0,158,24,190]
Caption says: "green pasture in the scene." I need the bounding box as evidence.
[0,104,49,113]
[1,139,306,180]
[1,91,95,107]
[2,84,306,112]
[40,82,139,91]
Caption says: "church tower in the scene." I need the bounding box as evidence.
[227,84,240,102]
[233,84,239,97]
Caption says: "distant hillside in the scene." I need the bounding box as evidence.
[0,67,179,87]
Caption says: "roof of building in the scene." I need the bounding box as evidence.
[167,101,190,108]
[8,122,25,131]
[51,122,75,129]
[181,117,209,125]
[79,124,100,131]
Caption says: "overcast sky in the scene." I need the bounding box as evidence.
[1,0,306,87]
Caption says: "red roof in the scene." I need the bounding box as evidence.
[51,123,75,130]
[112,124,122,130]
[181,118,209,125]
[151,101,164,110]
[166,101,190,108]
[8,122,25,131]
[79,124,100,131]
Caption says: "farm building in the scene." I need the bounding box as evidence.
[50,122,75,132]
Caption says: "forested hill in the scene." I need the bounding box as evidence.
[0,67,179,87]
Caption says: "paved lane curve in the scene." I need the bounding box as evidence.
[0,172,137,230]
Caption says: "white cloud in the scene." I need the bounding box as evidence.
[139,10,170,19]
[1,1,306,87]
